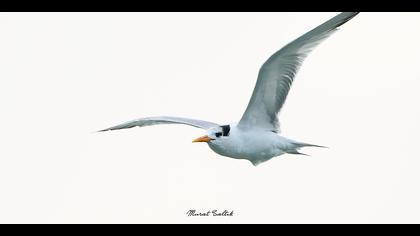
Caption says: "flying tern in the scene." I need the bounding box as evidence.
[99,12,359,166]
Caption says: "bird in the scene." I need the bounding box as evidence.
[99,12,359,166]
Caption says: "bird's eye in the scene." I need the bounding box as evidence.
[215,132,222,138]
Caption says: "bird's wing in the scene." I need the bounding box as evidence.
[238,12,359,132]
[98,116,220,132]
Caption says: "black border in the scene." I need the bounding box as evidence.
[2,1,420,12]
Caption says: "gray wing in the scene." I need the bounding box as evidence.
[99,116,220,132]
[238,12,359,131]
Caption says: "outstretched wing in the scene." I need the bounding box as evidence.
[238,12,359,131]
[98,116,220,132]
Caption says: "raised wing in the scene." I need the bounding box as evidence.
[238,12,359,131]
[98,116,219,132]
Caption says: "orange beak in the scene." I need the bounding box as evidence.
[192,135,213,143]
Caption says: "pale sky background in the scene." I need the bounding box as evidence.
[0,12,419,224]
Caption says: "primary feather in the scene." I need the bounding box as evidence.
[238,12,359,132]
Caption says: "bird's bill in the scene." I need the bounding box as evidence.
[192,135,213,143]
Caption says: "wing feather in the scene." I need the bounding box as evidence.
[238,12,359,131]
[99,116,219,132]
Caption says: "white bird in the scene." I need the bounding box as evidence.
[99,12,359,166]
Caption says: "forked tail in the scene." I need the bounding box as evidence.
[284,141,328,156]
[292,141,328,149]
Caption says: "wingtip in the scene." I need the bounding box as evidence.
[96,128,110,132]
[350,12,360,19]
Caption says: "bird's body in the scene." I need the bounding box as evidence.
[206,124,323,165]
[207,125,292,165]
[99,12,359,166]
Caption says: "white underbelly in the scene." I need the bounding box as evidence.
[207,133,287,161]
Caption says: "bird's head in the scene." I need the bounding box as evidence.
[192,125,231,143]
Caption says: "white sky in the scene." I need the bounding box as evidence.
[0,12,420,223]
